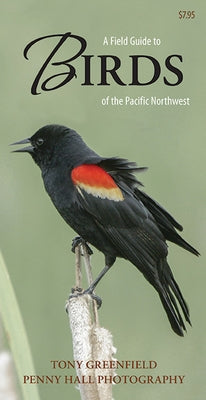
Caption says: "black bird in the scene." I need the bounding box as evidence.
[12,124,199,336]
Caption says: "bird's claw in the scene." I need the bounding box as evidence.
[71,236,93,255]
[70,286,83,294]
[83,288,102,309]
[69,287,102,309]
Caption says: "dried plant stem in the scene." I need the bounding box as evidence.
[66,243,116,400]
[81,243,99,327]
[75,244,82,288]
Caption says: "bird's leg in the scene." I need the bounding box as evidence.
[70,241,115,308]
[82,264,112,308]
[70,236,101,307]
[83,264,111,294]
[71,236,93,255]
[83,254,116,307]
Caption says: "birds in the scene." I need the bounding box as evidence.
[12,124,199,336]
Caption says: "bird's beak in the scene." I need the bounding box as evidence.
[10,138,34,153]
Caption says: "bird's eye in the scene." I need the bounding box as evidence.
[36,138,44,146]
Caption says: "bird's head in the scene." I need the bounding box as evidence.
[11,124,89,169]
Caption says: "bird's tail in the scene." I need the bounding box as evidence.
[157,259,191,336]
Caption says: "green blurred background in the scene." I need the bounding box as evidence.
[1,1,205,399]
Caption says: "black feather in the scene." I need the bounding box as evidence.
[135,189,200,256]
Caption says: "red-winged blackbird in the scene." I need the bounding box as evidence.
[12,124,199,336]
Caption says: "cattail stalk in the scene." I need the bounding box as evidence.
[66,243,116,400]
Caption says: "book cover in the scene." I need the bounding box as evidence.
[1,1,205,399]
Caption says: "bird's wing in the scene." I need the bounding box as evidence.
[71,161,168,279]
[134,189,199,256]
[98,157,199,256]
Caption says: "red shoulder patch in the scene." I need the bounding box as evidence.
[71,164,124,201]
